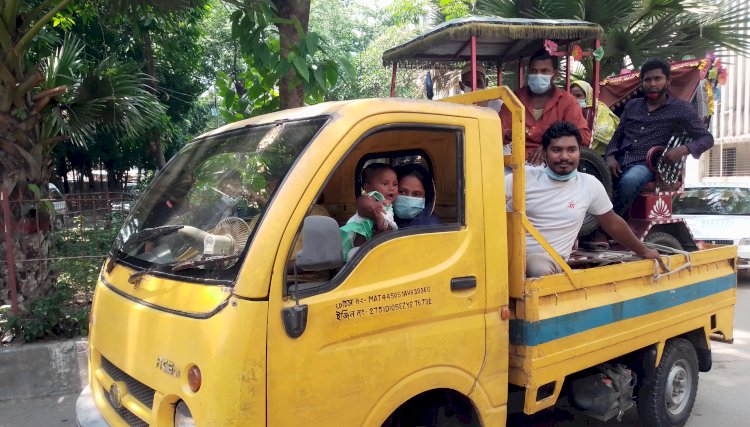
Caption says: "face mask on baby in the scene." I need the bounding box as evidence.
[527,74,552,94]
[577,99,587,108]
[393,195,425,219]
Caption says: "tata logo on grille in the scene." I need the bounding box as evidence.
[109,383,123,409]
[156,355,181,377]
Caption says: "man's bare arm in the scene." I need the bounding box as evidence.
[594,210,668,271]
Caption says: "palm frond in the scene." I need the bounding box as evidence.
[40,33,84,90]
[39,40,165,147]
[475,0,530,18]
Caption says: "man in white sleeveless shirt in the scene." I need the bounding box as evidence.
[505,122,667,277]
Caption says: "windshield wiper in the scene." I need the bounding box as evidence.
[171,254,241,271]
[127,262,182,287]
[121,225,185,252]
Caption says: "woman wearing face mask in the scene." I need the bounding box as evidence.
[356,163,439,230]
[499,49,591,166]
[392,163,440,228]
[570,80,620,156]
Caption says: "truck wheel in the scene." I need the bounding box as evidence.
[638,339,699,427]
[644,232,683,251]
[577,148,612,237]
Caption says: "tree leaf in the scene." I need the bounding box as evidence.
[292,55,310,82]
[313,67,325,88]
[306,32,320,57]
[325,63,339,86]
[224,90,236,109]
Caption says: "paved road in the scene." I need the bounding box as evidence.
[1,274,748,427]
[0,393,77,427]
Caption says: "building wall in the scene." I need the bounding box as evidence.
[688,3,750,184]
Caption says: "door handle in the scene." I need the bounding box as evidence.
[451,276,476,291]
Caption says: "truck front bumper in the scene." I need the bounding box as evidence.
[76,386,109,427]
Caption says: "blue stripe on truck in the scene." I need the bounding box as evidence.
[509,273,736,346]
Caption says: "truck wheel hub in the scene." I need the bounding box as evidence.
[665,360,691,414]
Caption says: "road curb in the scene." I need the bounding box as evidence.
[0,338,87,402]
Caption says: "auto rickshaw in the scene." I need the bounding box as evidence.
[382,17,720,253]
[596,57,723,250]
[381,16,611,241]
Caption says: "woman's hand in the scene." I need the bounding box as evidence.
[357,195,389,233]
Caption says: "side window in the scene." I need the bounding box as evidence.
[285,125,464,295]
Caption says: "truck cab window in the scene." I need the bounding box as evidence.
[286,126,464,295]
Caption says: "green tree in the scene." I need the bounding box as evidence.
[0,2,163,305]
[99,0,210,169]
[48,0,213,183]
[215,0,348,121]
[475,0,750,76]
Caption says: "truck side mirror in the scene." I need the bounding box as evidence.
[296,216,344,272]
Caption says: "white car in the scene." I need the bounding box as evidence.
[672,184,750,269]
[47,183,69,228]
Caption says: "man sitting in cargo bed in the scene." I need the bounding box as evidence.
[506,122,667,277]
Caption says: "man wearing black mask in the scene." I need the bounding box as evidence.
[606,57,713,217]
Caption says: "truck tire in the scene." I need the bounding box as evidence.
[644,232,683,251]
[638,339,699,427]
[577,148,614,198]
[577,148,613,237]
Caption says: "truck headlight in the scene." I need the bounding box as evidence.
[174,401,195,427]
[739,238,750,247]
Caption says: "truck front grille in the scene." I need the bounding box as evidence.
[103,386,148,427]
[101,356,156,409]
[702,239,734,245]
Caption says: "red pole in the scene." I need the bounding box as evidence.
[471,36,477,91]
[1,187,20,315]
[390,64,397,97]
[518,59,524,88]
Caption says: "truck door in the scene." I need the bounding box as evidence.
[266,115,487,426]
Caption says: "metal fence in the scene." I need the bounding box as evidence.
[1,188,132,314]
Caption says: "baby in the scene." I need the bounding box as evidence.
[340,163,398,261]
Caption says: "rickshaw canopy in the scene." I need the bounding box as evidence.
[599,59,710,109]
[382,16,604,69]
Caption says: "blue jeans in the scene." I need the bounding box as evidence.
[614,164,654,217]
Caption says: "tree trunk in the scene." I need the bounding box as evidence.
[273,0,311,110]
[142,29,167,169]
[0,108,54,307]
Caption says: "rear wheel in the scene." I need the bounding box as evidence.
[644,232,683,251]
[638,339,699,427]
[578,148,613,237]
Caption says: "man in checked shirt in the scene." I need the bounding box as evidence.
[606,57,714,217]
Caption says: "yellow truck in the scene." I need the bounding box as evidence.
[76,17,737,427]
[75,86,736,426]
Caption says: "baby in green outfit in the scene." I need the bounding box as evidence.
[340,163,398,261]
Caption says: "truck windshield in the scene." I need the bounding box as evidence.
[111,117,328,282]
[673,187,750,215]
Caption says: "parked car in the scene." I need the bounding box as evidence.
[110,182,140,214]
[47,183,69,228]
[672,184,750,269]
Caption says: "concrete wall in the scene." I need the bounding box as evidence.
[0,339,87,401]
